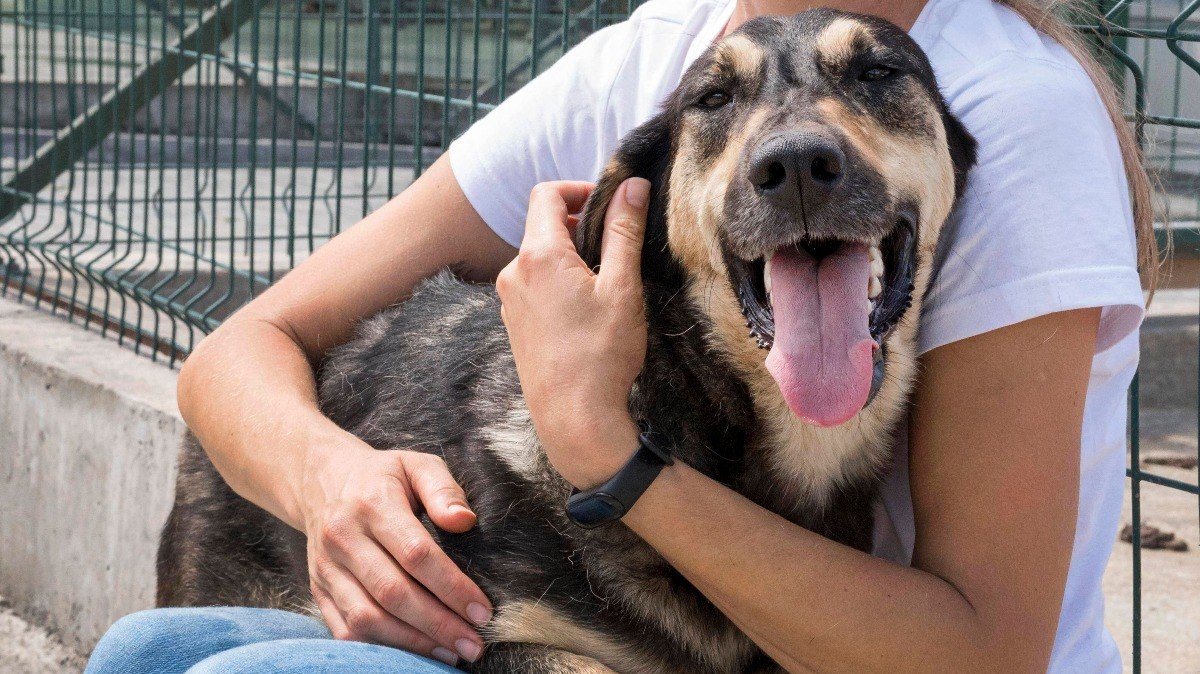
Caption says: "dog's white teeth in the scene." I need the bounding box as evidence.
[868,245,884,299]
[763,255,772,296]
[865,298,875,315]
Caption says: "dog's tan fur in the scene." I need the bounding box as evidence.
[814,16,877,70]
[490,596,757,674]
[718,35,767,81]
[487,603,640,673]
[653,19,961,509]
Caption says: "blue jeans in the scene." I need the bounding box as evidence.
[85,607,466,674]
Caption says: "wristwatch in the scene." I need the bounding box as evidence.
[565,426,674,528]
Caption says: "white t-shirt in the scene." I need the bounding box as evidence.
[448,0,1144,670]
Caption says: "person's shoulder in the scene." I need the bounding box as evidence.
[950,55,1110,151]
[550,0,731,98]
[579,0,730,50]
[625,0,729,30]
[916,1,1114,156]
[917,0,1102,107]
[913,0,1142,356]
[953,53,1102,116]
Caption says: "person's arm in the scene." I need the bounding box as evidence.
[499,180,1097,672]
[178,155,512,666]
[617,309,1093,673]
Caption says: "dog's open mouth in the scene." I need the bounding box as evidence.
[727,215,917,427]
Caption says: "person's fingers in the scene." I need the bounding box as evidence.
[404,453,476,534]
[547,180,595,215]
[311,582,348,637]
[597,178,650,288]
[370,504,493,630]
[341,540,485,663]
[522,181,593,251]
[312,560,458,665]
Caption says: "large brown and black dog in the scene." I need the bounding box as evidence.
[158,10,976,674]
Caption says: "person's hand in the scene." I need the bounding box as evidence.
[496,179,650,488]
[300,437,492,666]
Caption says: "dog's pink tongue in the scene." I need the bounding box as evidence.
[765,242,874,427]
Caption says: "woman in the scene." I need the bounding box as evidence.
[86,0,1155,671]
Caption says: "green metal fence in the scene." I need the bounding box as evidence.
[0,0,635,361]
[0,0,1198,669]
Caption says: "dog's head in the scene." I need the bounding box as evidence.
[577,10,976,431]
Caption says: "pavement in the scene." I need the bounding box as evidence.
[0,597,85,674]
[1103,408,1200,674]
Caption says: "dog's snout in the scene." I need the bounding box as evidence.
[747,133,845,211]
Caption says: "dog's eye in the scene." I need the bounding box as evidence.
[859,66,895,82]
[698,91,732,108]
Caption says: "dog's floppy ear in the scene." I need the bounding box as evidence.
[939,102,977,200]
[929,102,978,285]
[575,113,674,271]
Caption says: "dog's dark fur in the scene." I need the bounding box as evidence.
[158,11,976,674]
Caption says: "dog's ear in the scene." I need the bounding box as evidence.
[929,102,978,286]
[575,113,674,271]
[940,102,977,201]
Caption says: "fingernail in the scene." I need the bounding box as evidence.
[448,503,473,518]
[456,638,483,662]
[432,647,459,666]
[625,178,650,209]
[466,602,492,626]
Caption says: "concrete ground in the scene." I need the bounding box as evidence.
[1103,408,1200,674]
[0,597,85,674]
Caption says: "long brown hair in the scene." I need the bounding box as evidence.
[995,0,1163,292]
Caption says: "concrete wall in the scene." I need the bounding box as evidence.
[0,296,184,654]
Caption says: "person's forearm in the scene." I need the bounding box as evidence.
[177,317,367,529]
[621,463,1008,673]
[176,155,515,533]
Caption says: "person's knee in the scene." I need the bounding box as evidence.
[86,609,209,674]
[85,607,331,674]
[186,639,464,674]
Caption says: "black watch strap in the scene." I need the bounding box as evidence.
[566,429,674,529]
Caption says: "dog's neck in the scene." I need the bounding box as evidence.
[631,267,914,520]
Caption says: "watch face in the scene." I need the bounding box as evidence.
[567,492,625,528]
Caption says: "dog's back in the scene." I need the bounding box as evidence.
[159,272,523,613]
[157,272,503,612]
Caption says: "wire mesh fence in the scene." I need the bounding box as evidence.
[0,0,1198,669]
[0,0,635,361]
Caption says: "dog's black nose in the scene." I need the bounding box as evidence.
[747,132,845,210]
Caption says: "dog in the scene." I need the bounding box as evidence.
[157,10,976,673]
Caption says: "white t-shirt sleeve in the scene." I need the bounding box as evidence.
[919,53,1145,355]
[447,21,638,249]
